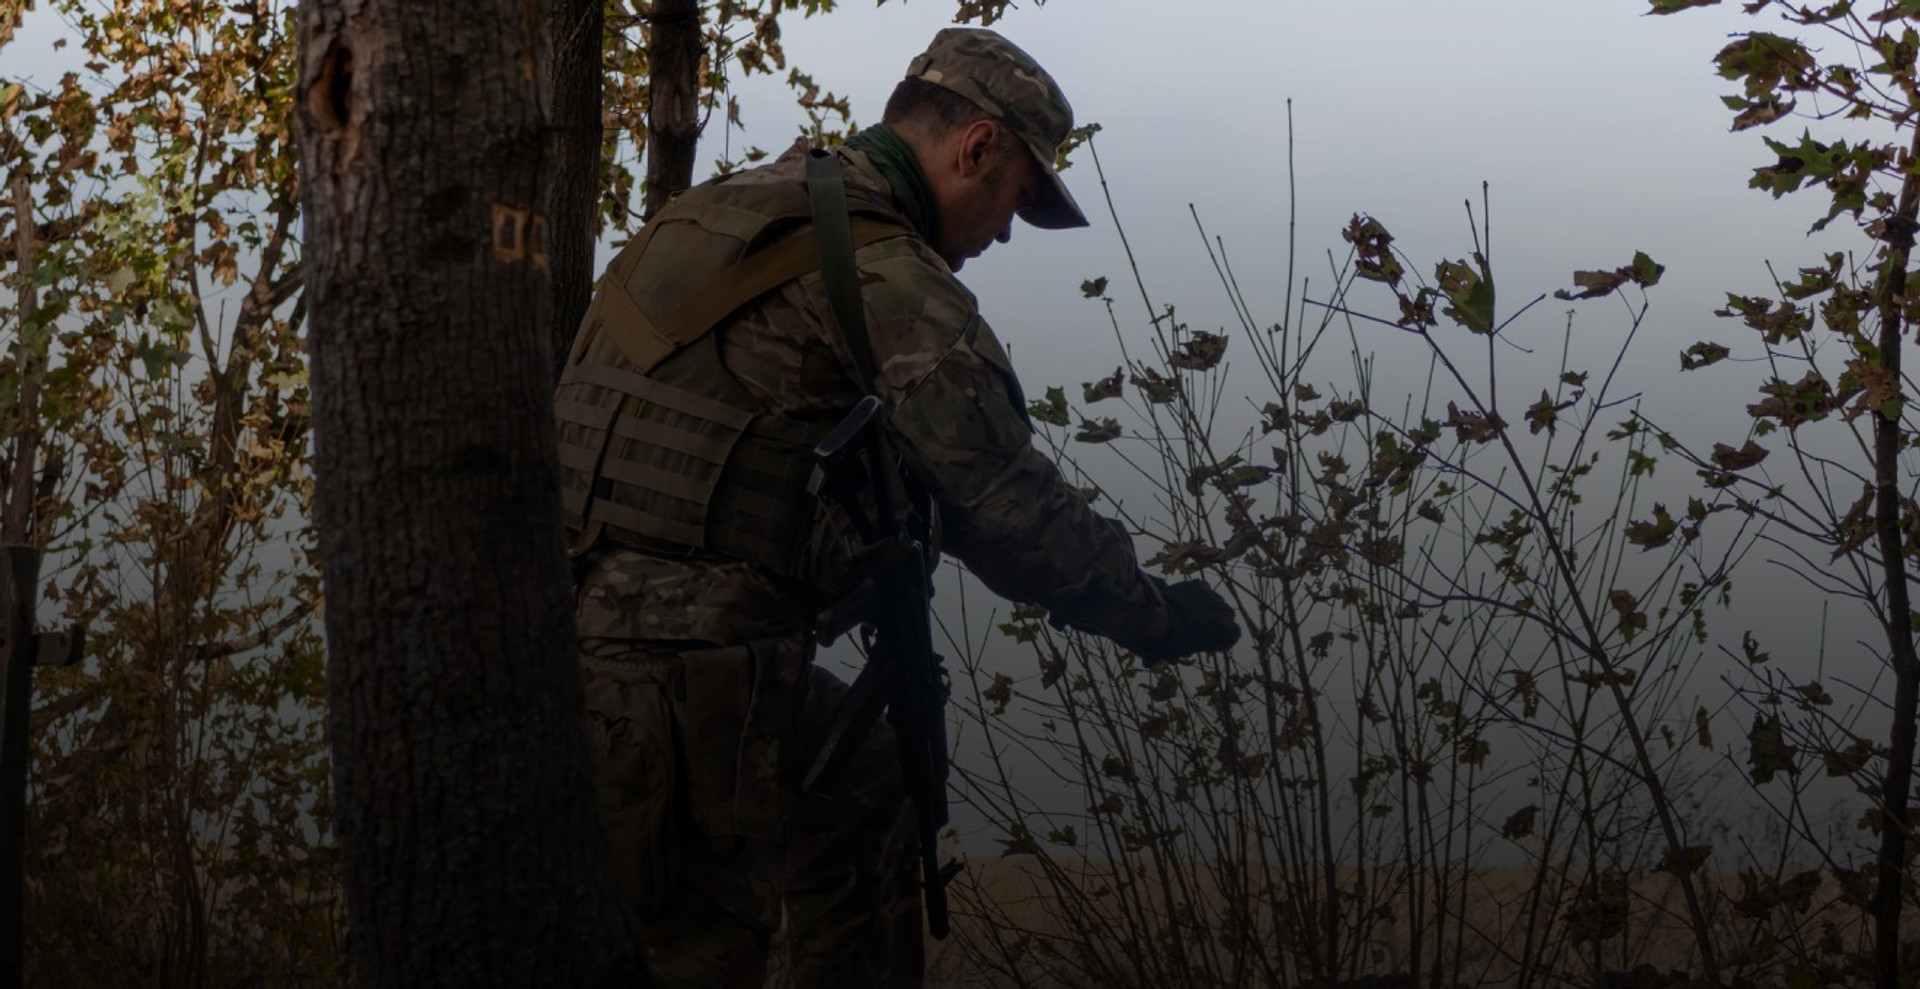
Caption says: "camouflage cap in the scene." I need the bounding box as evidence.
[906,27,1088,230]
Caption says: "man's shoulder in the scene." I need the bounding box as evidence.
[664,153,810,223]
[663,142,917,247]
[857,237,978,332]
[661,141,975,331]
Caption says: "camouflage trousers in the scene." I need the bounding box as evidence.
[581,634,924,989]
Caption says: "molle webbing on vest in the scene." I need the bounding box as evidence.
[555,356,828,575]
[554,159,914,576]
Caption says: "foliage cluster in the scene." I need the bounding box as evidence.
[13,0,1920,986]
[598,0,1035,232]
[943,4,1920,988]
[0,0,1025,983]
[3,0,337,983]
[950,148,1757,988]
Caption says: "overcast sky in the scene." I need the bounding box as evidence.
[718,1,1872,662]
[6,0,1849,434]
[8,0,1886,685]
[703,4,1900,824]
[717,0,1853,421]
[7,0,1896,832]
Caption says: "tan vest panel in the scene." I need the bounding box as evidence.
[553,166,910,578]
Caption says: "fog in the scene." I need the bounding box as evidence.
[6,0,1898,861]
[701,3,1895,856]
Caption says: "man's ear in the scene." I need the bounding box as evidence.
[955,119,1001,180]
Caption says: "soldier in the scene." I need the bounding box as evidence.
[555,27,1240,988]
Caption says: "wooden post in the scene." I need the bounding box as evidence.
[0,546,41,989]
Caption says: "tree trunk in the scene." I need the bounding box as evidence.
[643,0,702,220]
[5,176,40,546]
[1868,131,1920,989]
[545,0,605,381]
[292,1,649,983]
[0,180,38,989]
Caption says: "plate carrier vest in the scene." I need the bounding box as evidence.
[553,152,914,579]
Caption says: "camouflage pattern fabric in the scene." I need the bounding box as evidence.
[570,44,1165,982]
[574,142,1164,648]
[906,26,1088,229]
[582,636,921,988]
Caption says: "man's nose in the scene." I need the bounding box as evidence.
[996,227,1012,245]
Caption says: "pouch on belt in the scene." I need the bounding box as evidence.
[583,660,680,917]
[678,637,810,841]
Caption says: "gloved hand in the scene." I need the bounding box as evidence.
[1131,578,1240,667]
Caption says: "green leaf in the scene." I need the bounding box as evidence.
[1556,253,1663,301]
[1457,736,1490,767]
[1711,440,1770,470]
[1435,256,1495,333]
[1629,251,1665,287]
[1081,367,1123,404]
[1525,390,1574,436]
[1557,269,1626,301]
[1680,341,1731,371]
[1444,401,1505,443]
[1168,330,1228,371]
[1501,804,1539,840]
[1608,589,1647,640]
[131,333,189,380]
[1797,680,1834,706]
[1129,367,1179,404]
[1747,713,1798,784]
[996,621,1038,644]
[1218,465,1274,488]
[1731,95,1795,131]
[1715,33,1818,98]
[1343,214,1404,286]
[1625,504,1677,550]
[1717,293,1812,344]
[1657,844,1712,877]
[1823,739,1872,778]
[1027,386,1069,427]
[996,825,1040,857]
[1748,371,1835,427]
[1073,417,1121,443]
[1746,132,1877,230]
[1647,0,1719,12]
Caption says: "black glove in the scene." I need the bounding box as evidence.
[1132,578,1240,667]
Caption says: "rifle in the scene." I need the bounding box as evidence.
[803,394,956,939]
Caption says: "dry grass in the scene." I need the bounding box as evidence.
[920,857,1894,988]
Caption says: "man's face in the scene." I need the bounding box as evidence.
[936,134,1043,273]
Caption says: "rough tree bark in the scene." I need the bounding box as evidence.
[292,1,650,983]
[545,0,605,380]
[1868,131,1920,989]
[643,0,702,220]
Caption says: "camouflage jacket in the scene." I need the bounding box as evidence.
[572,142,1165,646]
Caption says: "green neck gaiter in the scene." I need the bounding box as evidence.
[843,123,939,246]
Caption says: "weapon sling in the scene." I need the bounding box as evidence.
[801,149,957,940]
